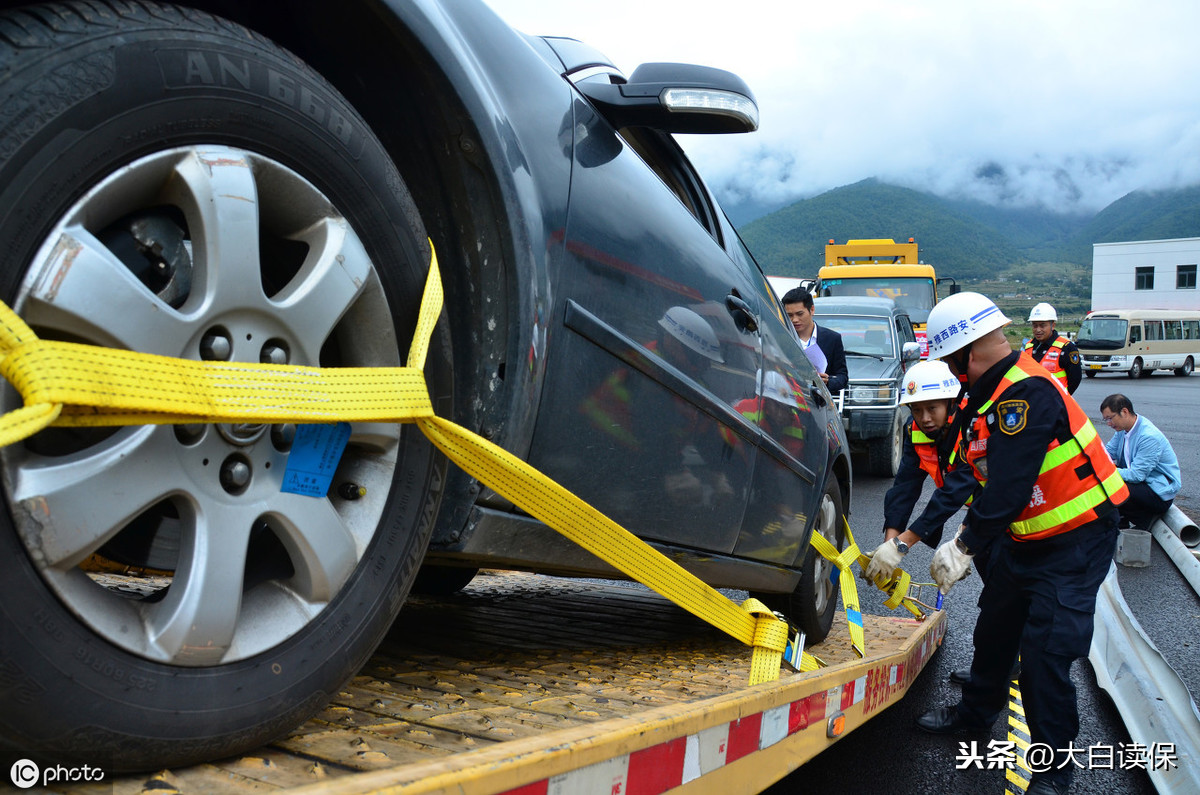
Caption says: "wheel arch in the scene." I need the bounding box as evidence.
[157,0,561,441]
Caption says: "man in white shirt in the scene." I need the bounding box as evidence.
[780,288,849,394]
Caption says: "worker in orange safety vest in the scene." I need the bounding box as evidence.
[915,292,1128,795]
[1024,302,1081,394]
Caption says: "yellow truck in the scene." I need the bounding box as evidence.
[815,238,958,358]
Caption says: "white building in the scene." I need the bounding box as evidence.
[1092,237,1200,311]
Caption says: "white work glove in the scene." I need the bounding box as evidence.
[865,538,906,581]
[930,527,974,594]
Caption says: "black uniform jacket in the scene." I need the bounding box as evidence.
[956,350,1078,553]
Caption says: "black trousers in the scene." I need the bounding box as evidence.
[956,513,1119,787]
[1118,480,1173,529]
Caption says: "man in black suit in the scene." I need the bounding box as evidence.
[781,287,849,395]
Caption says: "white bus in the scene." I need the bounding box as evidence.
[1076,309,1200,378]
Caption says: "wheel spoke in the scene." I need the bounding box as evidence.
[165,148,266,312]
[9,427,174,568]
[271,218,372,362]
[146,501,249,664]
[348,422,402,454]
[267,493,361,603]
[21,226,188,352]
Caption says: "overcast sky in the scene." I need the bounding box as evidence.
[485,0,1200,217]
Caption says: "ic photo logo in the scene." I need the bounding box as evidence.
[9,759,38,789]
[9,759,106,788]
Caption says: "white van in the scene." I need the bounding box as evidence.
[1077,309,1200,378]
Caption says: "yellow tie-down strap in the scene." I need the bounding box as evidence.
[807,516,939,651]
[0,243,923,683]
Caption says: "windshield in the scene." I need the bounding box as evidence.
[818,277,936,323]
[815,315,894,358]
[1077,317,1129,349]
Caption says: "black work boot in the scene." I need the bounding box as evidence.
[915,705,989,735]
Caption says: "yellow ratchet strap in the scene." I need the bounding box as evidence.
[808,516,937,657]
[0,243,823,684]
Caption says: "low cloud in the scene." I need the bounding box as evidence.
[488,0,1200,215]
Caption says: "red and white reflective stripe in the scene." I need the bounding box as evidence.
[501,621,945,795]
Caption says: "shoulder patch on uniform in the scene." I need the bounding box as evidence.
[1069,351,1080,365]
[997,399,1029,435]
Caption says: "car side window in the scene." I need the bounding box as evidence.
[897,314,916,343]
[617,127,721,243]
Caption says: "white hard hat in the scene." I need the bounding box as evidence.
[1028,302,1057,322]
[758,370,799,408]
[899,360,961,405]
[658,306,724,363]
[926,292,1010,359]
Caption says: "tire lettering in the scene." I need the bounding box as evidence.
[32,607,65,642]
[217,55,251,89]
[168,51,356,148]
[71,648,155,691]
[268,68,296,103]
[0,654,46,704]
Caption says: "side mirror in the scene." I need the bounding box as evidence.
[902,342,921,362]
[577,62,759,134]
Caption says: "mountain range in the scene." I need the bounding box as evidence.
[735,179,1200,284]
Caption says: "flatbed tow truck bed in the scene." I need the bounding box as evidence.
[57,570,946,795]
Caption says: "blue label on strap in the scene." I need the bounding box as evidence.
[281,423,351,497]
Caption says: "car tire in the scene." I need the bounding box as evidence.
[1128,358,1144,378]
[867,410,905,477]
[0,2,451,772]
[412,565,480,596]
[1175,357,1193,377]
[754,474,845,645]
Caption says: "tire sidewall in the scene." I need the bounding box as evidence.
[788,474,844,644]
[0,8,446,769]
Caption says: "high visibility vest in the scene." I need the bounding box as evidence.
[912,426,945,488]
[961,353,1128,541]
[723,395,806,457]
[914,414,975,505]
[1023,335,1071,388]
[580,368,639,449]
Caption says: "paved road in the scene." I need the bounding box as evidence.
[766,369,1200,794]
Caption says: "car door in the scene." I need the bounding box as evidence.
[526,101,760,555]
[729,237,833,566]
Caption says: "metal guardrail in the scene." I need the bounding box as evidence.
[1150,512,1200,596]
[1089,522,1200,795]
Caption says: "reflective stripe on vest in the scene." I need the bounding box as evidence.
[971,353,1128,540]
[911,426,945,488]
[721,396,806,454]
[1023,336,1070,387]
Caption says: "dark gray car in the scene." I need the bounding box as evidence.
[0,0,852,771]
[814,297,920,476]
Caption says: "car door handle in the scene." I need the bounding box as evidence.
[810,386,826,407]
[725,293,758,333]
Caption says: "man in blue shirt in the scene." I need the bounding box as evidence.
[1100,393,1182,529]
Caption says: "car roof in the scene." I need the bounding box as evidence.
[813,296,906,317]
